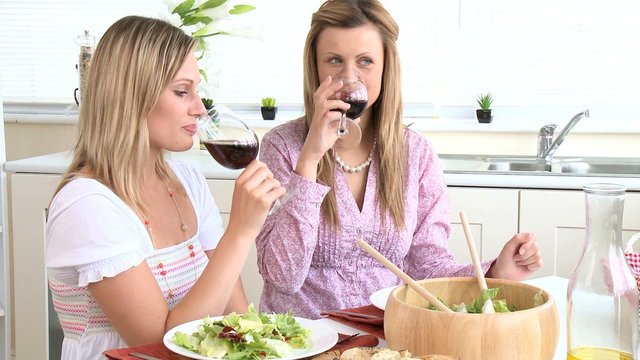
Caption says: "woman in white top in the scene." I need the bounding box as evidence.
[44,15,285,360]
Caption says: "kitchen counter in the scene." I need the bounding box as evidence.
[4,150,242,180]
[6,150,640,191]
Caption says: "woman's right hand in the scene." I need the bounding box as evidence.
[296,76,351,179]
[226,160,285,240]
[307,76,351,157]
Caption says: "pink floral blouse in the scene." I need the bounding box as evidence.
[256,119,493,319]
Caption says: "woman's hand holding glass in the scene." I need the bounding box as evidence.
[227,161,285,238]
[304,77,350,157]
[196,110,292,215]
[300,76,367,160]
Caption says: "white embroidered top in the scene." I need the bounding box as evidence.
[45,161,223,360]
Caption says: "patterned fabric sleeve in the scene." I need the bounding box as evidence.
[255,123,331,294]
[404,134,494,279]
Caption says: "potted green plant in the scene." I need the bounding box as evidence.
[261,97,277,120]
[476,93,493,123]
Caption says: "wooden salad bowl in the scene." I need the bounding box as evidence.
[384,277,559,360]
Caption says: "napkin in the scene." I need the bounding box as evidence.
[103,343,187,360]
[320,305,385,339]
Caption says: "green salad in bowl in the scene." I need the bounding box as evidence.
[172,304,310,359]
[427,287,545,313]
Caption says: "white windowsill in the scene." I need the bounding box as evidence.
[4,102,640,134]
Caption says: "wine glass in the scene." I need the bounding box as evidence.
[196,108,293,215]
[326,78,368,151]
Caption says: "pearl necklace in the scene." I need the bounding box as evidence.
[333,137,377,173]
[144,182,195,299]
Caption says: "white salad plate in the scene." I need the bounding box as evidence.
[163,316,338,360]
[369,285,397,311]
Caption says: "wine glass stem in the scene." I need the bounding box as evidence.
[337,114,347,138]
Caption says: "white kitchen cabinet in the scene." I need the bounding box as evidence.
[206,179,263,308]
[447,187,519,264]
[0,91,11,360]
[519,189,640,278]
[10,173,60,360]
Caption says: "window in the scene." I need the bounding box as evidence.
[1,0,639,118]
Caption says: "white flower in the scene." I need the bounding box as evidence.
[225,23,262,40]
[193,17,233,37]
[199,79,219,100]
[158,12,183,27]
[163,0,185,12]
[167,0,256,101]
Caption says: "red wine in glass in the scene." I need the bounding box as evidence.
[196,108,294,215]
[325,78,367,150]
[344,99,367,121]
[202,139,259,170]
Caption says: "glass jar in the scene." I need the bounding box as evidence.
[567,183,639,359]
[74,30,95,105]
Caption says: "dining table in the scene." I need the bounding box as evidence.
[104,276,569,360]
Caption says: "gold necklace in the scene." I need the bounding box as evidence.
[143,182,194,298]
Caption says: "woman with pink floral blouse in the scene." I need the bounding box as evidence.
[256,0,543,319]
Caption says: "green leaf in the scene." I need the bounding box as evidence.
[199,69,209,83]
[199,0,227,10]
[261,97,276,107]
[173,331,200,350]
[493,299,511,313]
[173,0,196,16]
[201,98,214,109]
[533,290,545,307]
[182,15,209,26]
[452,302,468,313]
[476,92,493,110]
[230,5,256,14]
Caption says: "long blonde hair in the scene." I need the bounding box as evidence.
[303,0,405,229]
[54,16,197,217]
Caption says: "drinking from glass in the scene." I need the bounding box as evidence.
[196,109,293,214]
[326,78,368,151]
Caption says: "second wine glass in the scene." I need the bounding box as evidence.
[196,108,294,215]
[327,78,368,151]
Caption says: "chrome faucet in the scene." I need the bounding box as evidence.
[537,109,590,160]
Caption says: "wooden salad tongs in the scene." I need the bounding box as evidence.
[459,211,495,313]
[356,238,453,312]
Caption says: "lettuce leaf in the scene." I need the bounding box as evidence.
[172,303,310,359]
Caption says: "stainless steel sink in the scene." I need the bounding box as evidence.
[439,154,640,177]
[560,161,640,176]
[486,160,551,172]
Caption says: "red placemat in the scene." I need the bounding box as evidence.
[103,342,187,359]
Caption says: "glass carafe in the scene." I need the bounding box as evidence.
[74,30,95,105]
[567,183,639,360]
